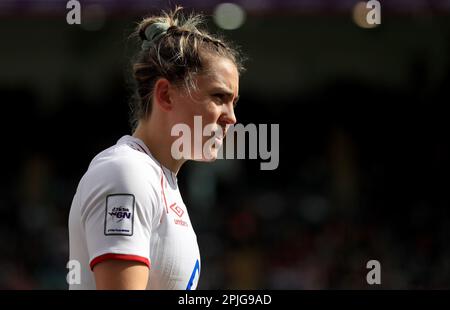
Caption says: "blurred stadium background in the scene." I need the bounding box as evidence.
[1,0,450,289]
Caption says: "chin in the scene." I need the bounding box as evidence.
[203,154,218,162]
[192,156,217,163]
[202,147,219,162]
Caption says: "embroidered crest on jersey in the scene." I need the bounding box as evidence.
[104,194,135,236]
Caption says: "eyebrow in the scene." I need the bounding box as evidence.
[233,95,240,105]
[212,87,240,103]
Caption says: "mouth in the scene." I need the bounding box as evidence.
[211,128,224,149]
[220,126,228,138]
[214,136,223,144]
[209,126,226,139]
[205,125,227,150]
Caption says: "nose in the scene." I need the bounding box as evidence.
[220,102,237,126]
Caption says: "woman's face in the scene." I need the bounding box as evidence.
[170,56,239,161]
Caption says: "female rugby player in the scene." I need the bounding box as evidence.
[68,6,243,289]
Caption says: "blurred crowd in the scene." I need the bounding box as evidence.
[1,99,449,289]
[1,4,450,290]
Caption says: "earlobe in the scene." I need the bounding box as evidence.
[153,78,172,112]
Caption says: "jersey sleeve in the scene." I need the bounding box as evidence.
[78,157,160,270]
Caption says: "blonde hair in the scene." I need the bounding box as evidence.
[129,6,245,129]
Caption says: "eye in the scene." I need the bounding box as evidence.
[212,93,226,103]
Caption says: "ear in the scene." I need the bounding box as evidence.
[153,78,172,112]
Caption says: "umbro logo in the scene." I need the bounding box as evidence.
[174,219,188,227]
[169,203,188,227]
[169,203,184,218]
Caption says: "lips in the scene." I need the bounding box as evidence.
[208,126,226,139]
[220,126,228,138]
[211,127,224,149]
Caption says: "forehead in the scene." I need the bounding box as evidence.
[199,57,239,93]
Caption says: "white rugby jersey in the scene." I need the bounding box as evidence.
[68,135,201,290]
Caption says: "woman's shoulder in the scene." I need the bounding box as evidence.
[82,142,161,189]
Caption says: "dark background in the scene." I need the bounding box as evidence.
[0,0,449,289]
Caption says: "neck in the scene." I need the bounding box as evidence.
[132,117,186,175]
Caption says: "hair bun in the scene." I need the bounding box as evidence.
[144,22,170,41]
[141,22,170,49]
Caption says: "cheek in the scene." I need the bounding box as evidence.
[172,96,198,124]
[201,102,221,124]
[174,95,220,126]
